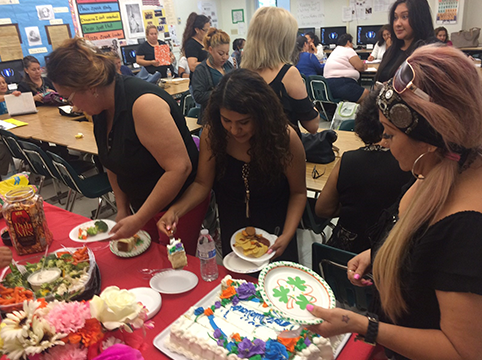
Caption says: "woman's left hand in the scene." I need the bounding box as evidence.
[306,305,365,338]
[269,234,291,258]
[109,214,144,240]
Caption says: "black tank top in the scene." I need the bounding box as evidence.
[94,75,198,211]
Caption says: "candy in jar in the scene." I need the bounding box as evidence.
[2,187,53,255]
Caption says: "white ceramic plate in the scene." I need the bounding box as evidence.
[69,219,116,243]
[222,252,269,274]
[109,231,151,258]
[150,270,198,294]
[230,227,277,263]
[129,287,161,320]
[258,261,336,325]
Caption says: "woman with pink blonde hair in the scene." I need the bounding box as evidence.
[308,44,482,360]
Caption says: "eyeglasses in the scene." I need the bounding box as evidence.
[67,91,76,106]
[393,61,431,102]
[312,165,325,179]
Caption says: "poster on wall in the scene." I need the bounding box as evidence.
[92,38,120,57]
[143,10,155,30]
[437,0,459,24]
[0,0,20,4]
[124,3,144,37]
[37,5,55,21]
[25,26,42,47]
[297,0,325,27]
[198,1,218,29]
[78,0,125,41]
[350,0,373,20]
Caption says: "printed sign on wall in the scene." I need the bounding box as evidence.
[77,0,125,41]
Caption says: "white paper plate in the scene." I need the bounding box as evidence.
[222,252,269,274]
[150,270,198,294]
[258,261,336,325]
[129,287,161,320]
[69,219,116,243]
[109,231,151,258]
[230,227,277,263]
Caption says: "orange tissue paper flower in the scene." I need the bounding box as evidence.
[220,286,236,299]
[204,308,213,316]
[277,336,301,353]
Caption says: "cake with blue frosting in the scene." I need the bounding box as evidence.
[165,276,342,359]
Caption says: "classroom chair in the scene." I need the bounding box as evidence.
[179,90,195,116]
[0,129,29,171]
[312,242,373,312]
[187,107,200,119]
[338,119,355,131]
[47,151,116,219]
[308,75,341,121]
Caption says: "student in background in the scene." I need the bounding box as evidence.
[435,26,453,46]
[242,7,319,136]
[111,52,134,76]
[178,54,190,78]
[375,0,433,83]
[229,38,245,68]
[0,74,21,115]
[181,12,210,77]
[135,25,175,78]
[305,31,324,62]
[368,25,392,61]
[191,28,233,124]
[293,35,324,77]
[324,34,368,103]
[17,56,55,106]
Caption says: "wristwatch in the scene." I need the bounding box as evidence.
[354,313,379,346]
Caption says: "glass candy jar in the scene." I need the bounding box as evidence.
[2,187,53,255]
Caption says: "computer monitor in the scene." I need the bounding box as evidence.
[357,25,383,46]
[0,60,24,84]
[298,28,315,37]
[121,44,139,66]
[320,26,347,46]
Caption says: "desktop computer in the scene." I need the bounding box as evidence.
[121,44,139,66]
[357,25,383,48]
[0,60,24,84]
[298,27,315,37]
[320,26,347,48]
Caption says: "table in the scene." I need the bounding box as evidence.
[160,78,189,97]
[0,106,202,156]
[0,202,375,360]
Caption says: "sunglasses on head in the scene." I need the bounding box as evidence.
[393,61,431,102]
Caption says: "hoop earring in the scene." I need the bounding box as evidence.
[411,152,429,180]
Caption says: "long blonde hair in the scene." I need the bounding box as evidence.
[374,44,482,322]
[241,7,297,71]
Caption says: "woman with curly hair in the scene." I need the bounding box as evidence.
[158,69,306,261]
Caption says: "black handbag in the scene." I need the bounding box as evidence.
[301,130,338,164]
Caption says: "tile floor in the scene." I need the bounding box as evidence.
[30,118,334,271]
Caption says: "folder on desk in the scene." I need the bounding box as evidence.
[4,93,38,116]
[0,118,28,130]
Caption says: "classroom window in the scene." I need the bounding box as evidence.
[256,0,290,10]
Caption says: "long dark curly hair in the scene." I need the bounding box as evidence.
[204,68,293,184]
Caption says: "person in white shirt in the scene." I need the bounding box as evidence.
[368,25,392,61]
[324,34,368,103]
[305,31,324,62]
[178,55,190,78]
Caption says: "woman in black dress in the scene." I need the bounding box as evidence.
[158,69,306,262]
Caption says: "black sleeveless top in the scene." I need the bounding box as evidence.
[94,75,198,211]
[327,146,412,253]
[269,64,318,136]
[213,155,298,262]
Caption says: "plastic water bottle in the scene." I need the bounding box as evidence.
[322,54,328,64]
[166,68,172,84]
[197,229,218,282]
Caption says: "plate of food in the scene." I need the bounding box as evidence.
[230,226,277,264]
[109,231,151,258]
[129,287,161,320]
[0,247,96,312]
[222,252,269,274]
[69,219,115,243]
[258,261,336,325]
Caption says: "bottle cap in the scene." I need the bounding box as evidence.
[200,229,209,235]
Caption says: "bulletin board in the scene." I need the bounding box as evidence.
[77,0,125,41]
[0,0,75,66]
[0,24,23,61]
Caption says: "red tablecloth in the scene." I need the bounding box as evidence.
[0,202,375,360]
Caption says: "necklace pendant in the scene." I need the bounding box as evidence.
[245,190,250,218]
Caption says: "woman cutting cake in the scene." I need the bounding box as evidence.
[158,69,306,262]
